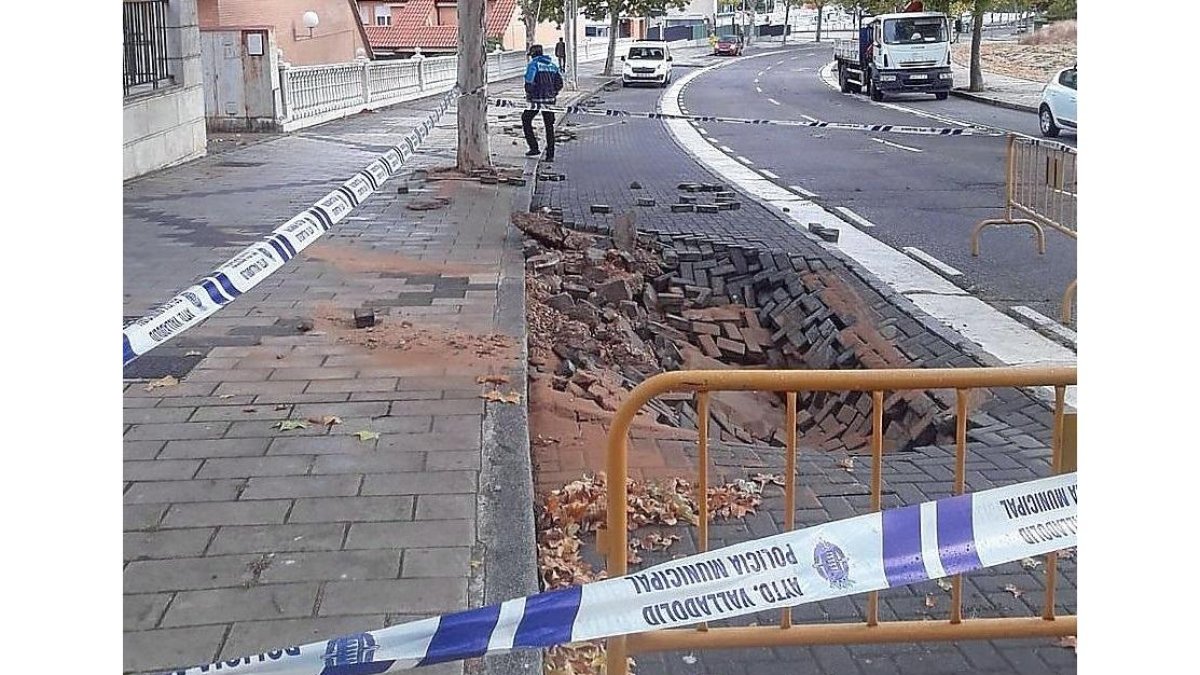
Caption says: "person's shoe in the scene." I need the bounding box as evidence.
[525,148,540,157]
[544,152,555,162]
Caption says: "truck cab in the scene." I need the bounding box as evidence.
[834,12,953,101]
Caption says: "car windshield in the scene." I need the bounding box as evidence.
[628,47,665,60]
[883,17,948,44]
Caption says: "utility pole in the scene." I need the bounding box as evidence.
[457,0,490,171]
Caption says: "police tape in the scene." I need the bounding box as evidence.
[121,89,459,367]
[489,97,1008,137]
[160,472,1077,675]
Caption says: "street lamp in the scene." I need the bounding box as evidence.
[302,11,320,38]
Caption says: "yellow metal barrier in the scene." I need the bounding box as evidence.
[971,135,1077,324]
[602,367,1077,673]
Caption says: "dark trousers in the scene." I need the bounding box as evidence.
[521,109,556,155]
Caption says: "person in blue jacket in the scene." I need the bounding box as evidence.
[522,44,564,161]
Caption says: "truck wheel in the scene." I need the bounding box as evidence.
[935,92,949,100]
[870,84,883,101]
[838,65,851,93]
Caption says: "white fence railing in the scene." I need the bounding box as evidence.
[278,37,702,131]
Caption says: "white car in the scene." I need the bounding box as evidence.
[1039,66,1076,137]
[621,41,673,88]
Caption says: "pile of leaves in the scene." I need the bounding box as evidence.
[535,472,781,674]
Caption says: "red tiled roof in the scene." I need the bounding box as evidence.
[364,0,519,50]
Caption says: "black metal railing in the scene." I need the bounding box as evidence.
[123,0,173,96]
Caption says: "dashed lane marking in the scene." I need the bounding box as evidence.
[902,246,964,278]
[767,98,781,106]
[872,137,923,152]
[761,169,780,179]
[789,184,818,198]
[835,206,876,229]
[736,155,754,165]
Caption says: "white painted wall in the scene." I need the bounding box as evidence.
[124,0,208,180]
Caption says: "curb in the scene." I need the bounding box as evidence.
[949,88,1039,114]
[477,72,616,675]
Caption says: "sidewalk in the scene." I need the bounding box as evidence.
[122,61,613,674]
[950,62,1044,113]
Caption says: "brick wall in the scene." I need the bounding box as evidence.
[208,0,367,65]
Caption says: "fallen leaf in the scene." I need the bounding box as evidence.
[184,350,203,357]
[482,390,522,404]
[1021,557,1042,570]
[274,404,289,411]
[1053,635,1076,650]
[274,420,309,431]
[682,653,698,665]
[937,578,953,592]
[1004,583,1023,598]
[242,407,257,413]
[836,457,855,472]
[924,594,937,608]
[750,472,785,488]
[354,430,380,442]
[476,374,510,385]
[144,375,178,391]
[307,415,343,427]
[469,560,483,569]
[219,394,235,399]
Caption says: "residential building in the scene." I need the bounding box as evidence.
[358,0,538,58]
[124,0,207,179]
[198,0,372,65]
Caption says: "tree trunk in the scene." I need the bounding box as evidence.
[604,10,620,76]
[782,4,790,44]
[816,6,823,43]
[457,0,490,172]
[969,2,984,91]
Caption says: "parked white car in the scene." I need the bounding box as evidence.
[1039,66,1077,137]
[621,41,673,88]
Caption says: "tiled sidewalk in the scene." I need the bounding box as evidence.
[122,66,613,673]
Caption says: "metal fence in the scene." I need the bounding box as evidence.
[123,0,173,97]
[601,367,1077,674]
[971,134,1078,321]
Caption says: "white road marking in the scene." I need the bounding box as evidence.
[800,113,820,123]
[698,127,709,135]
[767,98,781,106]
[662,60,1077,407]
[871,137,923,152]
[789,184,818,198]
[736,155,754,164]
[720,145,734,153]
[902,247,964,278]
[761,169,780,179]
[756,86,762,93]
[836,206,876,229]
[790,56,799,61]
[757,71,764,77]
[1009,306,1078,348]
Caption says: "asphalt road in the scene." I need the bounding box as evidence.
[678,42,1077,323]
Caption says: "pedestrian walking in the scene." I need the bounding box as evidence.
[555,37,567,71]
[522,44,564,162]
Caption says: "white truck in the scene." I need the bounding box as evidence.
[833,11,954,101]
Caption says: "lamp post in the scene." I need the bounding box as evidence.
[302,11,319,38]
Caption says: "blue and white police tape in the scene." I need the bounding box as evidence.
[161,472,1077,675]
[489,97,1008,138]
[122,89,459,367]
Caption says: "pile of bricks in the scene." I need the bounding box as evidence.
[524,216,951,454]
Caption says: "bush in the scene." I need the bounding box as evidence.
[1018,20,1076,46]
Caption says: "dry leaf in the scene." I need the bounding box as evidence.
[354,430,380,442]
[836,457,855,472]
[307,415,343,427]
[184,350,203,357]
[274,404,289,411]
[1053,635,1076,650]
[144,375,178,391]
[242,407,257,413]
[1021,557,1042,570]
[937,578,953,592]
[682,653,698,665]
[219,394,236,399]
[476,374,510,385]
[924,594,937,608]
[750,472,785,488]
[1004,584,1023,598]
[274,420,309,431]
[482,390,522,404]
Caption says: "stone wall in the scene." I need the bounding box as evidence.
[123,0,207,180]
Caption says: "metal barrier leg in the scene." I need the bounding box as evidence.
[971,218,1048,257]
[1061,279,1077,324]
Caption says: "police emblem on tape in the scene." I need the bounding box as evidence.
[320,633,390,674]
[813,539,853,589]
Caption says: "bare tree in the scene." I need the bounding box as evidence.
[457,0,490,171]
[969,0,987,91]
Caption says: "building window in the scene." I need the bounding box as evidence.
[123,0,174,97]
[375,5,392,25]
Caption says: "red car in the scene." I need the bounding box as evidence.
[714,36,743,56]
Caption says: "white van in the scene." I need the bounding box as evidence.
[621,41,673,88]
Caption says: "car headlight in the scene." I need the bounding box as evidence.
[880,74,897,82]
